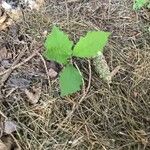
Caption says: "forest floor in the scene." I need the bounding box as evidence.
[0,0,150,150]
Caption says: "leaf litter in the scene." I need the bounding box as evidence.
[0,0,150,149]
[24,83,42,104]
[0,113,20,150]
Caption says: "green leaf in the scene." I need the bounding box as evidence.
[59,64,83,96]
[133,0,148,10]
[43,26,73,64]
[147,3,150,8]
[73,31,110,58]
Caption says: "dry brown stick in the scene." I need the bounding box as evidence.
[0,49,40,77]
[0,46,27,88]
[36,52,51,90]
[0,46,42,99]
[10,134,21,150]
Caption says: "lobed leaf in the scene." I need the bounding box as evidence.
[73,31,110,58]
[133,0,148,10]
[43,26,73,64]
[59,64,83,96]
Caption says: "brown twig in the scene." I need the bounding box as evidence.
[36,52,51,91]
[0,46,27,88]
[0,49,41,77]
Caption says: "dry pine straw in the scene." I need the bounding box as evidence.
[0,0,150,149]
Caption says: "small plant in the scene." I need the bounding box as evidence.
[133,0,150,10]
[133,0,150,33]
[43,26,110,96]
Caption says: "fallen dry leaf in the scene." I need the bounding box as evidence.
[1,135,21,150]
[48,68,58,78]
[28,0,44,10]
[24,85,41,104]
[0,7,13,31]
[1,60,12,69]
[0,140,7,150]
[0,113,19,150]
[45,60,61,77]
[0,0,44,31]
[4,121,17,135]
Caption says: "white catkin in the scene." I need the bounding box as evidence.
[93,53,111,84]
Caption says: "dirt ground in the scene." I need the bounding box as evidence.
[0,0,150,150]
